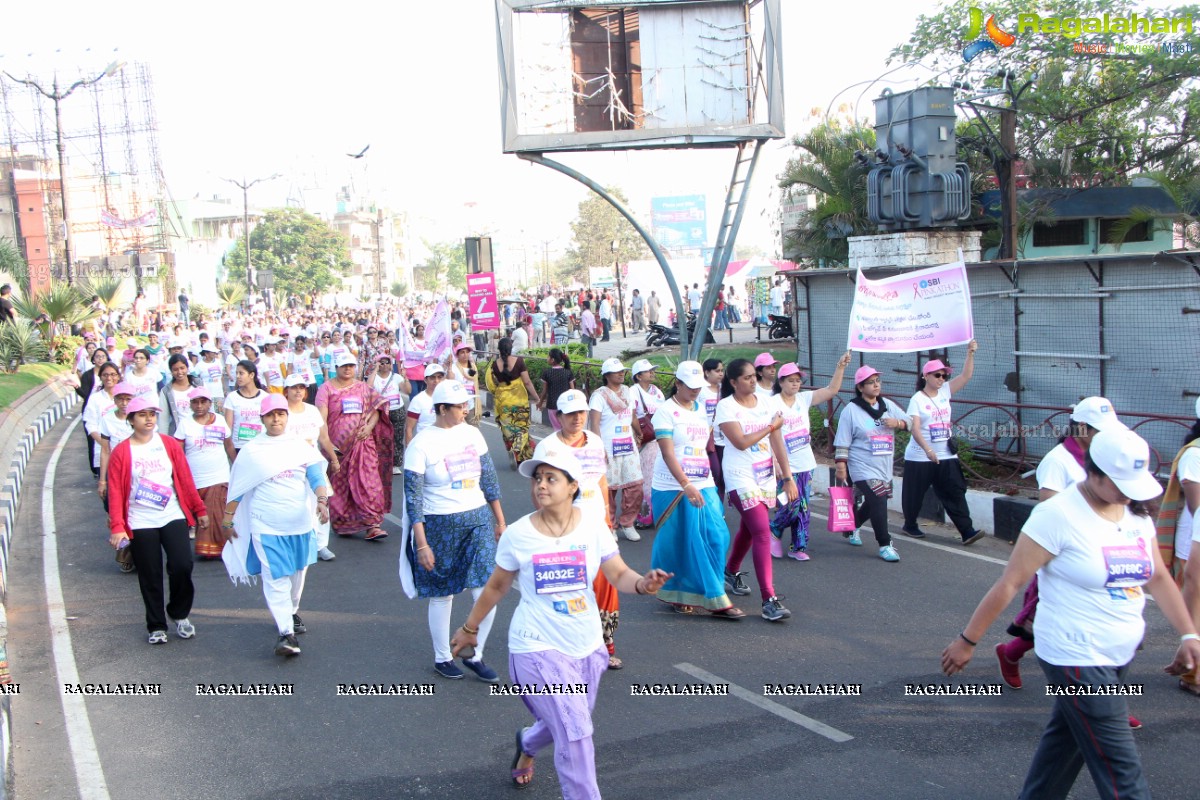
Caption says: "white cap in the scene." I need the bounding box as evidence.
[424,363,446,378]
[518,447,584,481]
[284,373,308,388]
[1070,397,1125,432]
[601,357,626,375]
[674,360,706,390]
[334,352,358,367]
[556,389,588,414]
[431,379,473,407]
[1088,429,1163,501]
[630,359,654,376]
[200,345,219,355]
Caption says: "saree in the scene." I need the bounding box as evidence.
[195,483,230,558]
[487,369,532,464]
[316,380,394,535]
[649,486,734,611]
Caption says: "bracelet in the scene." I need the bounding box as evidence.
[461,623,479,635]
[635,577,646,595]
[1182,633,1200,643]
[222,522,234,529]
[417,545,431,552]
[959,632,978,647]
[317,496,329,503]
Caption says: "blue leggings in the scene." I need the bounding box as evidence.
[771,469,813,551]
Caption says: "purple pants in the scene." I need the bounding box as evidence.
[725,491,776,600]
[510,646,608,800]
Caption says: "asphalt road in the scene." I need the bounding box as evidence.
[10,411,1200,800]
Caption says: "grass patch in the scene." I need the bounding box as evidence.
[0,362,67,409]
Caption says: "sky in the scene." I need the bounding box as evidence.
[2,0,955,277]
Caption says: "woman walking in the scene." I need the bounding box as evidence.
[83,362,121,479]
[402,380,505,682]
[536,348,575,432]
[701,358,725,499]
[716,358,794,621]
[901,342,984,544]
[371,353,410,473]
[173,386,232,559]
[651,362,743,617]
[106,396,207,643]
[316,352,393,541]
[223,360,268,458]
[283,372,340,562]
[222,394,331,657]
[444,342,480,426]
[449,449,670,794]
[630,359,664,529]
[753,353,777,401]
[942,428,1200,800]
[158,354,200,436]
[123,348,160,401]
[406,364,445,445]
[1165,401,1200,696]
[770,352,851,560]
[833,366,909,562]
[485,337,538,468]
[589,358,643,542]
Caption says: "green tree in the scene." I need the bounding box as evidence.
[777,115,877,266]
[78,276,125,335]
[0,237,28,292]
[390,280,409,299]
[563,187,650,274]
[224,208,352,298]
[216,280,247,311]
[416,240,467,293]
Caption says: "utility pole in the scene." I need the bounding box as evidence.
[222,173,280,305]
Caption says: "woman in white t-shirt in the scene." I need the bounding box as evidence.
[283,373,340,562]
[770,352,850,561]
[123,348,160,401]
[649,361,744,617]
[900,342,983,545]
[942,428,1199,800]
[158,354,201,437]
[753,352,777,402]
[629,359,665,529]
[402,380,506,683]
[198,346,226,409]
[715,358,794,622]
[700,358,725,498]
[83,362,122,479]
[588,359,643,542]
[173,386,231,559]
[449,449,670,793]
[371,353,410,474]
[405,364,444,446]
[1159,399,1200,696]
[444,342,480,426]
[222,360,268,458]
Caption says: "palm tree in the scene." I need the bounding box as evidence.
[0,237,28,292]
[78,276,125,335]
[216,281,247,311]
[10,282,96,357]
[778,117,877,266]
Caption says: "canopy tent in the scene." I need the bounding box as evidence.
[723,257,795,281]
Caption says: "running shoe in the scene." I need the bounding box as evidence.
[148,630,168,645]
[962,531,986,546]
[879,545,900,562]
[761,596,791,622]
[844,530,863,546]
[292,613,307,635]
[769,535,784,558]
[1128,715,1142,730]
[787,549,811,562]
[724,571,751,596]
[995,643,1022,690]
[174,618,195,639]
[901,527,926,539]
[434,660,464,679]
[317,547,336,561]
[462,658,500,683]
[274,634,301,657]
[620,526,641,542]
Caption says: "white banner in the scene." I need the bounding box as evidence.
[847,259,974,353]
[423,300,453,364]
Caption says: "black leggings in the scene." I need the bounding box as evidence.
[852,481,891,547]
[901,459,976,539]
[130,518,194,632]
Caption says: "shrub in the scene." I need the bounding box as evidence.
[0,320,50,371]
[54,334,84,367]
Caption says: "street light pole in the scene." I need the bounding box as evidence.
[3,61,125,286]
[222,173,280,307]
[611,239,626,339]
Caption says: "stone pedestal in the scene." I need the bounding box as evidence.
[848,230,982,270]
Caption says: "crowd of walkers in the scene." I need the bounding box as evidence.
[71,303,1200,800]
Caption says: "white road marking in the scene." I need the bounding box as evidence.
[42,416,111,800]
[673,662,854,743]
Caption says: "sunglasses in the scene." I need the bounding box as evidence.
[928,372,950,380]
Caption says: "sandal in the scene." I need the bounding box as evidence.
[673,604,697,615]
[365,527,388,541]
[607,654,624,670]
[511,728,534,789]
[709,607,746,619]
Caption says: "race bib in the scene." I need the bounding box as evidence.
[611,426,634,457]
[928,423,950,443]
[533,551,587,595]
[575,449,606,481]
[134,477,173,509]
[1102,543,1152,588]
[384,392,401,411]
[869,434,894,455]
[784,428,811,454]
[445,447,481,490]
[464,381,476,396]
[203,425,226,444]
[236,421,263,444]
[681,455,711,481]
[341,397,364,415]
[705,398,718,417]
[265,369,281,384]
[207,367,223,383]
[752,458,774,486]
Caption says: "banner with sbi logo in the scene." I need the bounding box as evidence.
[846,259,974,353]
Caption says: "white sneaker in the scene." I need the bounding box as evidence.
[175,618,196,639]
[621,526,641,542]
[148,630,168,645]
[318,547,336,561]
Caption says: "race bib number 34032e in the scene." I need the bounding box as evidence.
[533,551,587,595]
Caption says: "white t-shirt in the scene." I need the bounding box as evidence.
[174,415,231,489]
[1036,443,1087,494]
[291,350,316,384]
[715,395,776,497]
[532,432,608,520]
[123,368,159,400]
[404,423,490,515]
[1024,486,1155,667]
[200,358,226,398]
[651,398,715,492]
[84,392,117,469]
[687,287,703,311]
[224,353,240,387]
[699,387,723,446]
[589,387,636,460]
[755,384,774,404]
[286,403,325,449]
[125,435,185,530]
[773,391,816,474]
[246,462,314,537]
[372,372,406,412]
[99,408,134,450]
[1174,446,1200,561]
[167,387,193,423]
[631,383,665,424]
[407,390,436,437]
[495,512,618,658]
[224,390,266,449]
[904,384,955,462]
[259,354,284,389]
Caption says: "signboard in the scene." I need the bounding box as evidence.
[588,267,616,289]
[846,259,974,353]
[651,195,707,250]
[467,272,500,330]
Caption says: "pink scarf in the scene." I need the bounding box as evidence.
[599,385,630,415]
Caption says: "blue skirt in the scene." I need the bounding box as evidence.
[410,506,496,598]
[248,531,317,580]
[649,487,733,611]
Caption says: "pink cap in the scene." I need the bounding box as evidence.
[187,386,213,401]
[106,337,116,346]
[854,365,881,385]
[922,359,951,376]
[126,397,159,415]
[753,353,778,368]
[454,341,473,354]
[777,363,804,380]
[112,381,136,397]
[260,394,289,415]
[84,332,95,341]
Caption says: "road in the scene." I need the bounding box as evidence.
[9,411,1200,800]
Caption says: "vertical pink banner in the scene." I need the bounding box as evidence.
[467,272,499,330]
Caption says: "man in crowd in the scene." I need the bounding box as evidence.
[629,288,644,332]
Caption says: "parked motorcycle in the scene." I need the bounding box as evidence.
[768,313,794,340]
[647,313,715,347]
